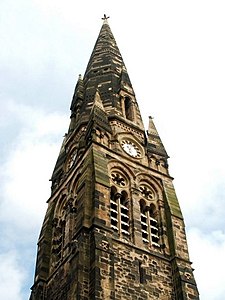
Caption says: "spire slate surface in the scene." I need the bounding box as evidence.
[83,18,128,82]
[71,19,136,118]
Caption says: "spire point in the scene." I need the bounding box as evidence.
[101,14,110,24]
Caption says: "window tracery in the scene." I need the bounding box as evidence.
[111,172,126,187]
[139,185,154,200]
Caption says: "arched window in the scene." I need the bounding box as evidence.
[51,193,78,269]
[110,187,129,235]
[110,187,118,231]
[140,199,149,243]
[149,204,160,246]
[124,96,133,121]
[120,191,129,234]
[140,201,159,247]
[52,217,66,265]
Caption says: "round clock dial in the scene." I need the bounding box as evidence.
[121,140,141,158]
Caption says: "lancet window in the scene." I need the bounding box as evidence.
[124,96,133,121]
[110,186,129,235]
[140,200,160,247]
[51,193,77,269]
[51,216,66,265]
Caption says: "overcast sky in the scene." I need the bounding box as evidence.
[0,1,225,299]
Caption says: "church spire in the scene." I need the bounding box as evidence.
[83,15,123,81]
[30,17,199,300]
[72,17,144,130]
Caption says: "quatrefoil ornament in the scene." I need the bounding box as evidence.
[140,185,154,200]
[111,172,126,187]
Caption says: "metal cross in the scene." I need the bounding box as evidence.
[102,14,110,21]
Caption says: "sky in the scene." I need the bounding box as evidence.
[0,0,225,299]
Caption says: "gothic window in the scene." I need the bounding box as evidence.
[140,199,148,243]
[124,96,133,121]
[149,204,160,246]
[52,217,66,265]
[110,187,129,235]
[120,191,129,234]
[110,186,118,231]
[140,200,160,247]
[51,193,78,269]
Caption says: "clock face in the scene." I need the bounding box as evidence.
[121,140,141,158]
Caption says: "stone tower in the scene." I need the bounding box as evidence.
[30,17,199,300]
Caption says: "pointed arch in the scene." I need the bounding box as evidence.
[55,188,69,217]
[108,159,136,184]
[136,172,163,199]
[135,173,162,248]
[69,172,82,195]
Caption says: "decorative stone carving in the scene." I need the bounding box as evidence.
[140,185,154,200]
[111,172,126,187]
[100,240,109,251]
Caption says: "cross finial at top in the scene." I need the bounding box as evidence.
[102,14,110,21]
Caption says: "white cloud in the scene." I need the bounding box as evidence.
[188,228,225,300]
[0,252,25,300]
[0,101,68,298]
[0,102,67,230]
